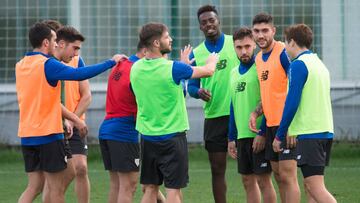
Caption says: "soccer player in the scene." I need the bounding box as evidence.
[98,42,145,203]
[273,24,336,203]
[130,22,219,203]
[43,20,91,203]
[187,5,239,202]
[57,26,91,203]
[16,22,124,203]
[228,27,276,203]
[250,13,300,203]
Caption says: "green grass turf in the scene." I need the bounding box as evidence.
[0,142,359,202]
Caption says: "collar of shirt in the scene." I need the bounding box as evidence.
[239,55,255,75]
[204,32,225,53]
[293,50,312,61]
[25,51,51,58]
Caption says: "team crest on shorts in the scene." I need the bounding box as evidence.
[297,155,301,160]
[135,158,140,166]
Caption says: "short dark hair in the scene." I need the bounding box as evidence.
[233,27,253,41]
[139,23,168,48]
[252,12,273,26]
[136,41,146,51]
[28,22,53,48]
[42,19,63,31]
[56,26,85,43]
[197,5,218,19]
[284,24,313,49]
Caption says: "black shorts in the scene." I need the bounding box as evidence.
[140,132,188,189]
[204,116,229,152]
[99,139,140,172]
[296,138,332,167]
[22,139,67,173]
[300,165,325,178]
[69,128,88,155]
[237,138,271,175]
[64,139,72,159]
[265,126,297,161]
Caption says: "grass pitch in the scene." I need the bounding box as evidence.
[0,142,359,202]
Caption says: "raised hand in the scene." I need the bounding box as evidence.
[206,52,220,67]
[180,44,195,65]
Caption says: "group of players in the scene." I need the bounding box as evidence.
[15,3,336,203]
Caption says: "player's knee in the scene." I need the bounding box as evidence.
[282,171,298,185]
[241,176,256,190]
[110,179,120,190]
[121,181,137,195]
[32,185,43,196]
[143,184,158,195]
[127,179,138,193]
[303,180,314,196]
[210,163,226,175]
[166,188,181,198]
[272,171,281,183]
[28,180,45,195]
[257,175,272,189]
[75,163,88,177]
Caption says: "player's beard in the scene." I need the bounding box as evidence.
[239,53,254,64]
[258,37,273,50]
[160,42,171,55]
[62,56,72,63]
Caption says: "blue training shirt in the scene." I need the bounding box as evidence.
[275,50,333,141]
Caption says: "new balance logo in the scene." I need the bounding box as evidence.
[260,162,268,167]
[236,82,246,92]
[261,70,269,81]
[282,149,290,154]
[216,59,227,70]
[112,71,122,81]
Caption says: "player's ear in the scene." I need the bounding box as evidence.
[42,38,50,47]
[153,39,160,48]
[272,26,276,35]
[57,40,66,48]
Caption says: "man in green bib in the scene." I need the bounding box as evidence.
[273,24,336,203]
[228,27,276,203]
[130,22,219,203]
[187,5,239,202]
